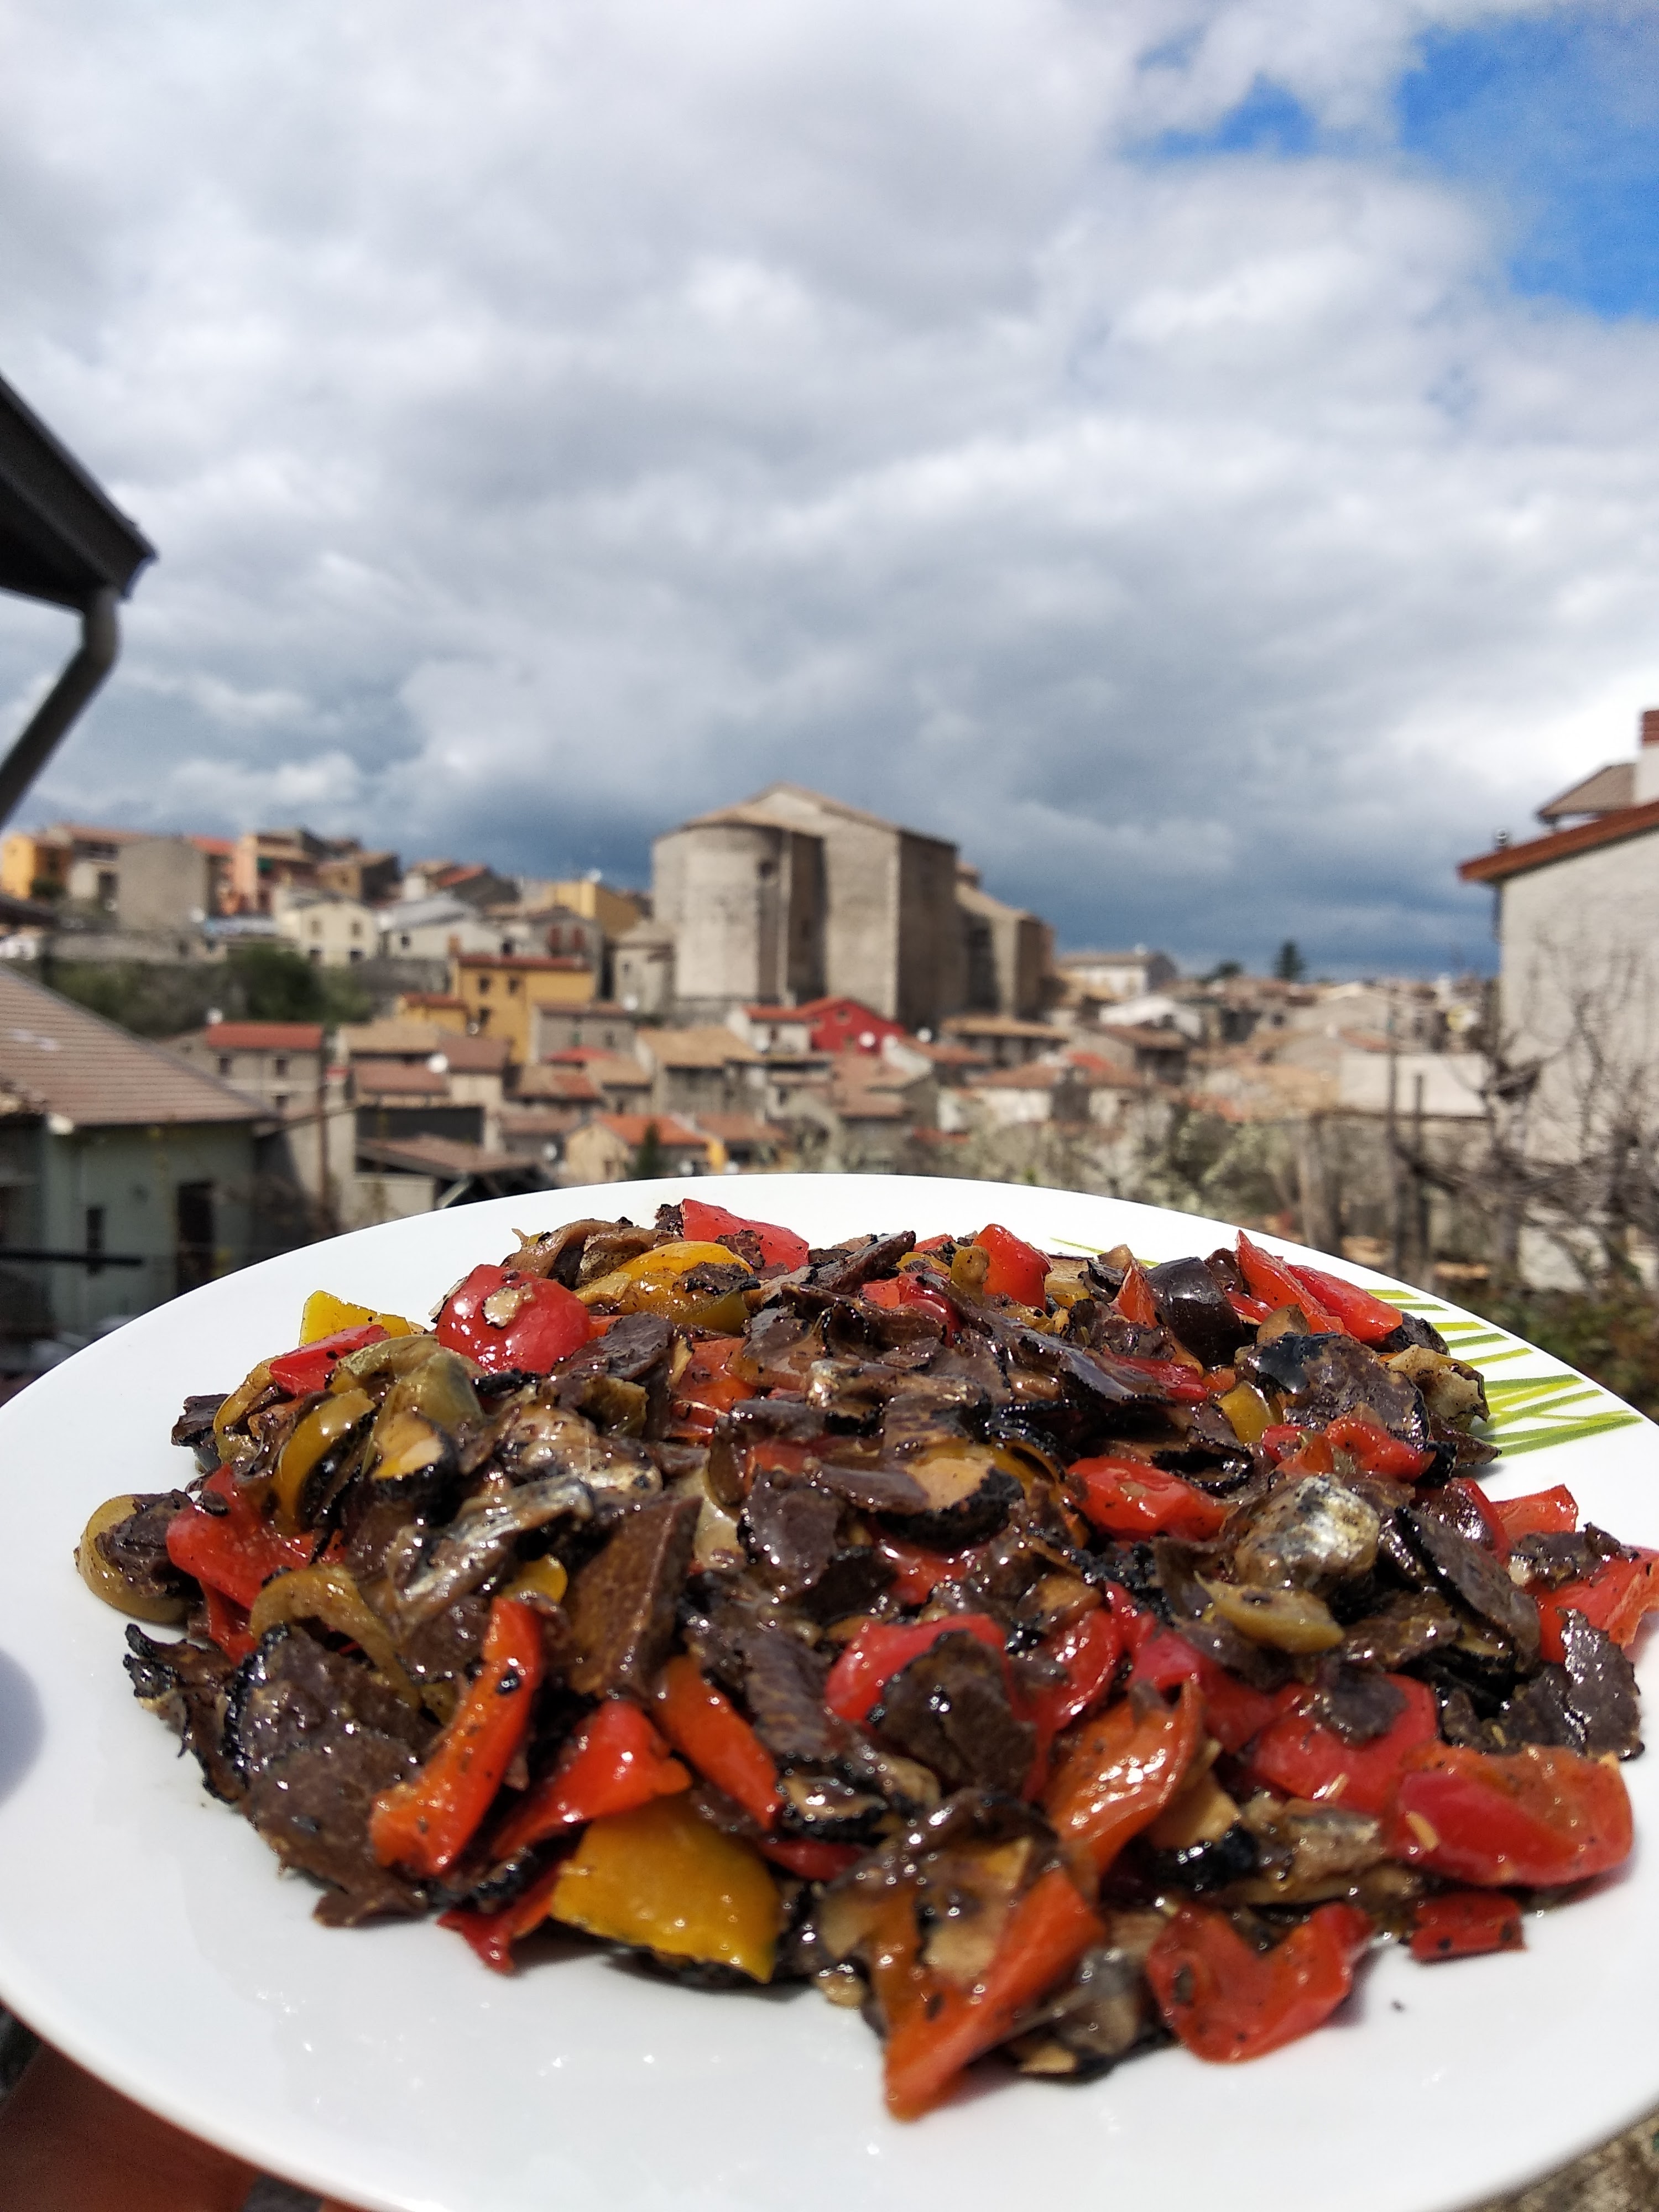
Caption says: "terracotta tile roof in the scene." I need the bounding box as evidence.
[434,1033,512,1073]
[541,1051,650,1089]
[696,1113,785,1144]
[644,1025,764,1067]
[353,1062,449,1099]
[512,1065,602,1105]
[454,952,589,973]
[941,1014,1062,1040]
[356,1134,525,1177]
[1459,801,1659,884]
[593,1114,708,1149]
[0,969,264,1128]
[832,1089,907,1120]
[338,1019,453,1058]
[500,1105,585,1136]
[199,1021,324,1051]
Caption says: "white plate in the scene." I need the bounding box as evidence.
[0,1174,1654,2212]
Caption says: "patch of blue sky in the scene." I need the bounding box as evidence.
[1397,9,1659,320]
[1138,9,1659,322]
[1150,75,1320,160]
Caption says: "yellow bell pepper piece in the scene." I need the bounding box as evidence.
[547,1794,781,1982]
[504,1555,569,1606]
[576,1240,752,1332]
[300,1289,419,1343]
[1217,1381,1273,1446]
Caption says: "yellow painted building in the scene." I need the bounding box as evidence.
[548,877,645,940]
[1,832,70,902]
[450,954,594,1064]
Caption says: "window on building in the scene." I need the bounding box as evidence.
[509,977,520,995]
[307,948,322,966]
[217,1055,233,1077]
[400,933,411,951]
[273,1092,290,1113]
[349,947,362,962]
[273,1057,288,1077]
[85,1204,106,1279]
[96,869,118,910]
[176,1182,215,1295]
[478,977,491,995]
[351,921,362,938]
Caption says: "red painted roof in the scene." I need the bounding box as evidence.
[1459,800,1659,884]
[203,1022,324,1051]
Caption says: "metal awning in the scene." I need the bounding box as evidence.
[0,374,153,608]
[0,372,156,830]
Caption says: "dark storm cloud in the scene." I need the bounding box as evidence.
[1,0,1656,975]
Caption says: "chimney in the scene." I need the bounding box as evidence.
[1636,709,1659,806]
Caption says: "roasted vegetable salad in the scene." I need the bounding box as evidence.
[79,1199,1656,2118]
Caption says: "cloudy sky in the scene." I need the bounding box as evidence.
[2,0,1657,975]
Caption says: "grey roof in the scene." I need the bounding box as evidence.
[0,372,154,608]
[0,966,264,1128]
[1536,761,1634,824]
[377,894,477,930]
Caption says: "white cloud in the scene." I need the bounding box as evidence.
[0,0,1655,972]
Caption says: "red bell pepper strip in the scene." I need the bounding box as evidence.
[825,1615,1007,1724]
[655,1655,780,1830]
[1385,1741,1633,1887]
[1098,1352,1213,1404]
[974,1223,1050,1307]
[440,1857,568,1977]
[267,1323,387,1397]
[435,1264,594,1374]
[1409,1890,1524,1963]
[1228,1289,1274,1326]
[1146,1900,1373,2062]
[680,1197,810,1270]
[165,1467,317,1612]
[759,1836,862,1881]
[878,1867,1105,2120]
[872,1536,974,1605]
[1043,1679,1201,1879]
[669,1335,754,1436]
[1441,1477,1511,1559]
[1284,1263,1404,1346]
[201,1584,255,1661]
[1068,1457,1227,1541]
[1323,1412,1432,1480]
[1114,1262,1159,1327]
[489,1697,688,1861]
[371,1597,545,1879]
[1537,1554,1659,1658]
[1490,1484,1578,1541]
[1025,1608,1124,1742]
[1128,1625,1279,1753]
[1248,1676,1439,1816]
[862,1271,959,1340]
[1260,1423,1312,1465]
[1236,1233,1340,1332]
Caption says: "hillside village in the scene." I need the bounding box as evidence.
[0,784,1491,1351]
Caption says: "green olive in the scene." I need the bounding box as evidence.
[75,1495,189,1624]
